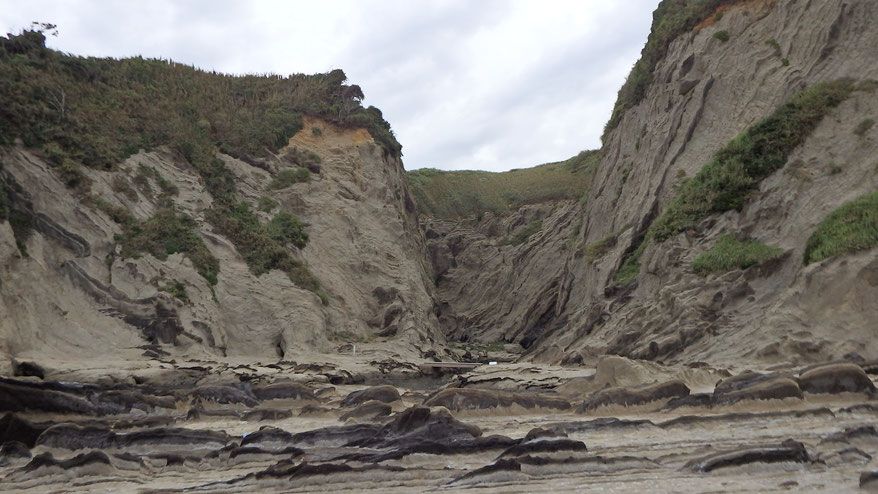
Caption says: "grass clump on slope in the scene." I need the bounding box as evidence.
[804,191,878,265]
[692,234,783,275]
[207,202,320,294]
[407,150,599,219]
[117,209,219,285]
[614,80,857,285]
[650,79,856,242]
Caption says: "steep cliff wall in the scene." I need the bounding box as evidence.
[0,116,443,374]
[427,0,878,368]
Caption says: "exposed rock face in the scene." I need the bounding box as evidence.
[426,0,878,367]
[0,116,443,371]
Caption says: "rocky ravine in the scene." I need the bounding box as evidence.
[427,0,878,369]
[1,0,878,492]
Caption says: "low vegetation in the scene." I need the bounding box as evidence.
[692,234,783,275]
[117,209,219,285]
[603,0,731,141]
[0,177,34,255]
[614,240,646,286]
[159,279,189,304]
[269,168,310,190]
[206,202,321,295]
[584,234,617,262]
[713,30,730,42]
[613,80,858,285]
[407,150,599,219]
[803,191,878,265]
[505,219,542,246]
[854,118,874,137]
[650,79,856,242]
[257,196,278,212]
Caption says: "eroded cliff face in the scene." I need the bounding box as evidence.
[427,0,878,368]
[0,117,443,374]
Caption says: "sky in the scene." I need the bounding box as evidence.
[0,1,659,171]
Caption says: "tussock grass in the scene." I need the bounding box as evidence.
[614,80,857,285]
[692,234,783,274]
[407,150,599,219]
[118,209,219,285]
[804,191,878,264]
[207,202,320,293]
[505,220,543,246]
[651,79,856,242]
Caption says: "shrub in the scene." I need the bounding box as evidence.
[118,209,219,285]
[266,211,308,248]
[159,279,189,304]
[283,147,322,171]
[692,234,783,275]
[257,196,278,212]
[207,202,320,292]
[651,80,856,242]
[505,220,542,246]
[269,167,310,189]
[56,159,87,189]
[804,191,878,264]
[0,29,402,207]
[713,30,730,42]
[854,118,874,137]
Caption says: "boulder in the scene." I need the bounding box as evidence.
[578,380,689,413]
[423,388,570,412]
[340,400,393,422]
[341,385,400,407]
[797,363,876,395]
[686,439,809,472]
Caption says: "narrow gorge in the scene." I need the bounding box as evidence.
[0,0,876,492]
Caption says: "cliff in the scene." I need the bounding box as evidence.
[424,0,878,369]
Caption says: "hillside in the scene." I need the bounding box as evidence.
[406,150,598,218]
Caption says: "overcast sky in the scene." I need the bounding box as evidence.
[0,1,658,171]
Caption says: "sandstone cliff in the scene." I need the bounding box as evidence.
[425,0,878,368]
[0,115,443,375]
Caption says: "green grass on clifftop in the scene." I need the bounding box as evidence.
[692,234,783,275]
[0,28,401,198]
[407,150,599,219]
[804,191,878,265]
